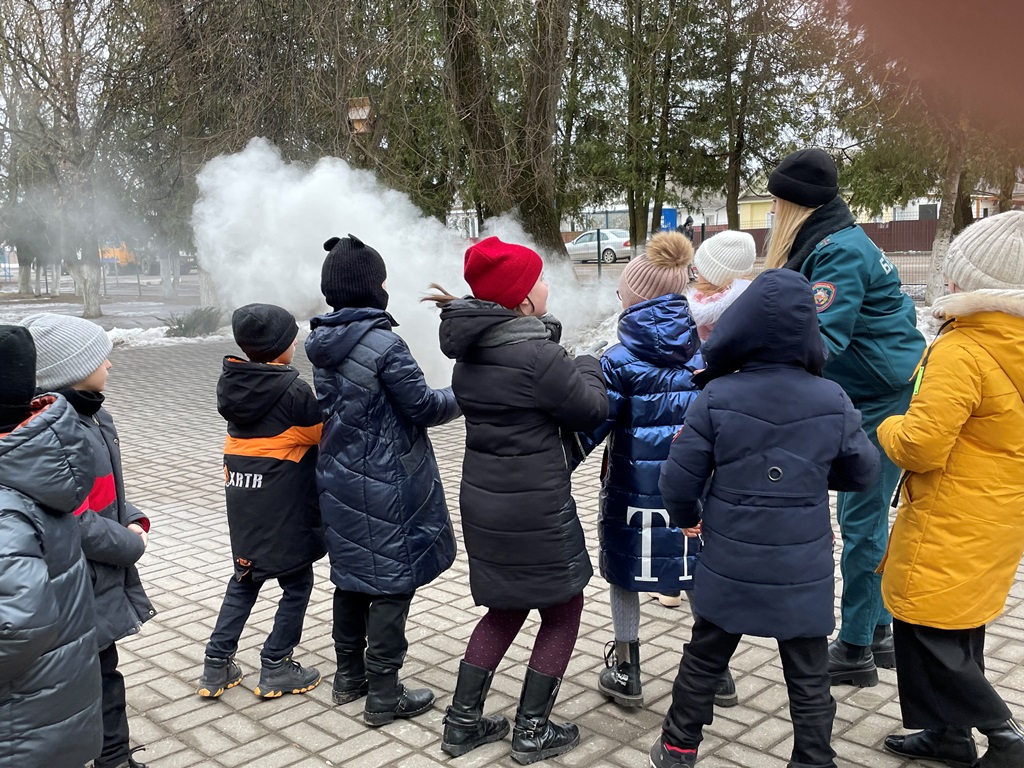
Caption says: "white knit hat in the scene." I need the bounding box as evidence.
[946,210,1024,292]
[20,313,113,391]
[694,230,756,289]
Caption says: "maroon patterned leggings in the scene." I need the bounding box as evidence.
[464,591,585,678]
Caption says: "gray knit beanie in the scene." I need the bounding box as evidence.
[946,211,1024,292]
[694,230,756,288]
[20,313,113,391]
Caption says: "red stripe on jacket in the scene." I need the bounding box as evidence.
[74,473,117,517]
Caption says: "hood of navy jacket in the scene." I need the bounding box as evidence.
[0,394,93,513]
[438,299,522,361]
[307,307,396,368]
[695,268,826,388]
[618,294,699,368]
[217,357,301,425]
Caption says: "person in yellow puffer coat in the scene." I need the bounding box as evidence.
[878,210,1024,768]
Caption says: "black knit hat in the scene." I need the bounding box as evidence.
[231,304,298,363]
[768,148,840,208]
[321,234,389,311]
[0,325,37,429]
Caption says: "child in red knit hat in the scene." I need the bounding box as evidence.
[423,237,608,763]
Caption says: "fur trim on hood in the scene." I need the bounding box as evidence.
[931,289,1024,320]
[686,279,751,341]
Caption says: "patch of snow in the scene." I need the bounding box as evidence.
[570,311,620,357]
[108,327,233,348]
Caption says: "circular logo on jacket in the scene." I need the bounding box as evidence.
[812,281,836,312]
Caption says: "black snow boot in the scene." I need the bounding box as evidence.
[871,624,896,670]
[332,644,368,705]
[253,656,321,698]
[441,660,511,757]
[363,671,435,726]
[197,656,243,698]
[827,639,877,687]
[715,667,739,708]
[883,728,977,768]
[510,667,581,765]
[598,640,643,709]
[977,720,1024,767]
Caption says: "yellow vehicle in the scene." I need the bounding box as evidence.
[99,242,135,271]
[98,242,196,275]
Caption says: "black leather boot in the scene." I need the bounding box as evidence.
[597,640,643,708]
[827,639,877,687]
[363,671,435,726]
[977,720,1024,767]
[883,728,977,768]
[715,668,739,708]
[332,643,368,705]
[510,668,581,765]
[872,624,896,670]
[441,661,511,757]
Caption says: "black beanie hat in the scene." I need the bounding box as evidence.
[231,304,298,363]
[0,325,37,429]
[321,234,389,311]
[767,148,840,208]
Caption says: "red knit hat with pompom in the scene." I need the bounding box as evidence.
[463,237,543,309]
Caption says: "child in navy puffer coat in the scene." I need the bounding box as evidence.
[650,269,880,768]
[307,235,460,728]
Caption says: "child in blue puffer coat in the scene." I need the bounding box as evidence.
[579,232,737,711]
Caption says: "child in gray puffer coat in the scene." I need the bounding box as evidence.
[0,325,103,768]
[22,313,156,768]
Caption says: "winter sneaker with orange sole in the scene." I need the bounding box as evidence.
[197,656,244,698]
[253,656,321,698]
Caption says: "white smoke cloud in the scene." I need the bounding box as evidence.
[192,138,618,385]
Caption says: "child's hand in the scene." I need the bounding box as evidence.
[127,522,149,550]
[682,523,702,538]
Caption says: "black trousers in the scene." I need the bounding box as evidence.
[893,619,1012,730]
[95,642,130,768]
[663,615,837,768]
[332,588,414,676]
[205,565,315,662]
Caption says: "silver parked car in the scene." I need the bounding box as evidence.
[565,229,634,264]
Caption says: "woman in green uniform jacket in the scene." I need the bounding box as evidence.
[764,148,925,688]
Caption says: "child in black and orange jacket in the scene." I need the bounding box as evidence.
[197,304,327,699]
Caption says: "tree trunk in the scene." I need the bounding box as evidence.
[18,259,32,293]
[199,268,218,308]
[997,164,1018,213]
[952,170,973,235]
[926,129,966,305]
[77,262,102,318]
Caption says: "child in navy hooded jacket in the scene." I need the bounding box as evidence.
[650,269,880,768]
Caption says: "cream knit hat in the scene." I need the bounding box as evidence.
[20,313,113,391]
[618,232,693,307]
[946,210,1024,292]
[694,230,756,289]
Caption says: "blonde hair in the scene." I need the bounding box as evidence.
[692,275,728,296]
[764,198,816,269]
[420,284,460,308]
[420,283,534,315]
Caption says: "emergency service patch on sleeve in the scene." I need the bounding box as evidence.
[812,281,836,312]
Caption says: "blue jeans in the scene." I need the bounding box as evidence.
[205,565,314,662]
[837,385,913,647]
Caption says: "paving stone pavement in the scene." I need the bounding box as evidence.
[104,338,1024,768]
